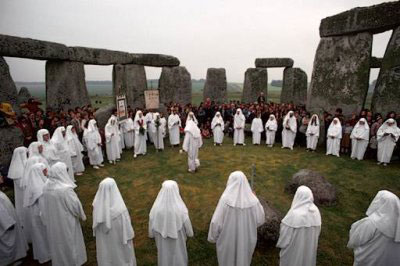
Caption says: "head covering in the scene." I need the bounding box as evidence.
[51,126,67,145]
[306,114,320,136]
[366,190,400,242]
[327,118,342,137]
[23,163,47,207]
[149,180,190,239]
[37,129,50,143]
[281,186,321,228]
[66,125,84,152]
[350,118,370,140]
[283,111,297,132]
[87,119,98,132]
[92,177,128,231]
[8,147,28,180]
[28,142,42,158]
[219,171,259,209]
[184,120,201,139]
[234,108,245,121]
[377,118,400,141]
[265,114,278,131]
[105,116,120,141]
[133,111,146,129]
[186,111,198,125]
[46,162,76,190]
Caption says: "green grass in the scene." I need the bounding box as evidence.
[9,137,399,265]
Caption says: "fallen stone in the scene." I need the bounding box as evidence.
[255,58,294,68]
[320,1,400,37]
[307,32,372,116]
[94,104,115,129]
[371,26,400,116]
[370,57,382,68]
[281,68,307,105]
[203,68,227,103]
[0,127,24,167]
[257,196,282,244]
[285,169,337,206]
[46,60,91,111]
[17,87,31,105]
[159,66,191,108]
[0,56,19,113]
[242,68,268,103]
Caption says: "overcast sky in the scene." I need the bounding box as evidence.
[0,0,393,83]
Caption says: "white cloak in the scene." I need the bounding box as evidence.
[182,120,203,172]
[282,112,297,149]
[84,120,104,166]
[306,115,320,150]
[376,119,400,163]
[122,118,135,149]
[350,118,370,160]
[211,112,224,144]
[152,114,165,150]
[234,109,245,145]
[66,125,85,173]
[168,114,181,145]
[105,116,122,162]
[326,118,342,157]
[133,111,147,156]
[265,115,278,146]
[251,117,264,144]
[51,126,75,181]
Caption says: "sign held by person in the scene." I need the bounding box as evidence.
[116,95,128,122]
[145,90,160,110]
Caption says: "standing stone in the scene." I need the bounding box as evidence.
[17,87,31,105]
[242,68,268,103]
[113,64,147,109]
[281,67,308,105]
[0,56,19,112]
[0,127,24,168]
[46,61,90,111]
[308,33,372,116]
[371,26,400,116]
[159,66,191,108]
[94,104,116,129]
[257,196,282,244]
[203,68,227,103]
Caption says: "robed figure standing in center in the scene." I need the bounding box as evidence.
[182,117,203,173]
[168,108,181,146]
[233,109,246,146]
[282,111,297,150]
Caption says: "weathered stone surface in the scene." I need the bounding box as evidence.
[285,169,337,206]
[131,54,180,67]
[242,68,268,103]
[0,127,24,167]
[281,68,308,105]
[46,60,91,111]
[320,1,400,37]
[94,104,115,129]
[17,87,31,105]
[257,196,282,244]
[159,66,191,108]
[372,26,400,116]
[69,47,132,65]
[203,68,227,103]
[308,33,372,116]
[113,64,147,109]
[0,57,19,112]
[255,58,294,68]
[370,56,382,68]
[0,34,70,60]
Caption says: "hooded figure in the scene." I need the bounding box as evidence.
[251,114,264,145]
[306,114,320,151]
[66,125,85,175]
[51,126,75,181]
[83,119,104,169]
[233,109,246,146]
[7,147,28,228]
[277,186,321,266]
[168,109,181,146]
[42,162,87,266]
[93,178,137,266]
[183,120,203,172]
[37,129,59,165]
[265,114,278,147]
[122,116,135,149]
[211,112,224,145]
[149,180,194,266]
[152,113,165,150]
[133,110,147,158]
[0,191,28,265]
[348,190,400,266]
[326,118,342,157]
[145,111,155,143]
[376,118,400,165]
[22,163,51,263]
[208,171,265,266]
[282,111,297,150]
[350,118,370,160]
[105,116,122,164]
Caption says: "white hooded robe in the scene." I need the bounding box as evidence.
[168,113,181,146]
[211,112,225,144]
[306,115,320,151]
[350,118,370,160]
[66,125,85,173]
[37,129,59,166]
[152,113,165,150]
[182,120,203,172]
[282,111,297,149]
[84,119,104,166]
[326,118,342,157]
[122,118,135,149]
[234,109,246,145]
[265,115,278,146]
[377,119,400,163]
[133,111,147,156]
[105,116,122,162]
[251,117,264,144]
[51,126,75,181]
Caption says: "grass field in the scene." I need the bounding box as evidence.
[10,136,400,266]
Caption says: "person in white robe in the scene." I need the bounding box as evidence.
[347,190,400,266]
[182,120,203,173]
[160,113,167,138]
[119,123,125,151]
[186,111,199,125]
[208,171,265,266]
[251,114,264,145]
[0,191,28,266]
[211,112,224,146]
[93,177,137,266]
[350,118,370,160]
[133,110,147,158]
[149,180,194,266]
[122,116,135,149]
[145,111,155,143]
[105,116,122,164]
[51,126,75,181]
[265,114,278,147]
[326,118,342,157]
[152,113,165,150]
[282,111,297,150]
[7,146,28,230]
[42,162,87,266]
[37,129,59,165]
[83,119,104,169]
[168,108,181,146]
[22,163,51,263]
[66,125,85,175]
[376,118,400,166]
[233,109,246,146]
[277,186,321,266]
[306,114,320,151]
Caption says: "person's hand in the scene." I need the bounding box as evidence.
[330,136,335,139]
[384,133,389,136]
[111,133,114,136]
[310,133,314,136]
